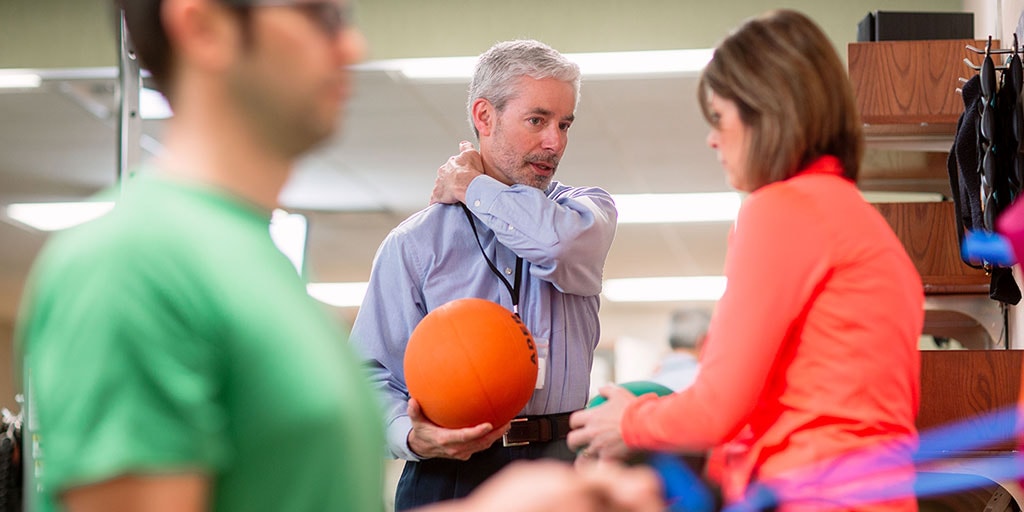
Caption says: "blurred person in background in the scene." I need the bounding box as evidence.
[649,309,711,392]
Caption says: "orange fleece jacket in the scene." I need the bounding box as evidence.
[622,156,923,510]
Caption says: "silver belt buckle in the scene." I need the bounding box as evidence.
[502,418,529,447]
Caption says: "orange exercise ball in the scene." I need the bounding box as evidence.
[405,297,538,429]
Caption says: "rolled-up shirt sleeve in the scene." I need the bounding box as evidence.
[464,175,617,296]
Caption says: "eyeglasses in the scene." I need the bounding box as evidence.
[225,0,353,38]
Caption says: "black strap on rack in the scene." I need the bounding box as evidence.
[951,35,1022,305]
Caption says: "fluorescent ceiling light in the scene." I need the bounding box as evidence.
[377,56,478,81]
[309,275,727,307]
[307,282,368,308]
[7,199,306,259]
[603,276,726,302]
[0,71,42,89]
[613,192,741,223]
[360,48,714,82]
[5,202,115,231]
[572,48,713,77]
[140,87,173,120]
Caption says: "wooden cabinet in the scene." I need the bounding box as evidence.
[918,349,1021,451]
[851,40,1004,349]
[916,350,1023,508]
[854,40,1023,508]
[874,202,1000,350]
[849,39,993,126]
[874,202,989,295]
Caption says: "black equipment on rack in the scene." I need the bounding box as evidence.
[949,35,1023,305]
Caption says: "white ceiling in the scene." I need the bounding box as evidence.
[0,67,738,326]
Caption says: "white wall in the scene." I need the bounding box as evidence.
[967,0,1024,44]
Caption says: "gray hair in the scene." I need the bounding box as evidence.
[466,39,582,137]
[668,310,711,350]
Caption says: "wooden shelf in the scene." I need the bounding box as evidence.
[874,202,990,294]
[849,39,994,125]
[863,124,958,137]
[862,123,957,152]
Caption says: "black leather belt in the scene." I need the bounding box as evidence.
[502,412,574,447]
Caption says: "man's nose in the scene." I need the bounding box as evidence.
[541,124,566,153]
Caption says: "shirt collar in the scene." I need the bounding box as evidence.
[796,155,845,178]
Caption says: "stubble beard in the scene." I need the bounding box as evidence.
[491,144,559,191]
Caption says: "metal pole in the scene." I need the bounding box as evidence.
[117,7,141,191]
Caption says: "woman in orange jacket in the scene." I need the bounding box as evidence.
[568,10,924,511]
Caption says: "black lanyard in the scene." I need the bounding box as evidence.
[460,203,523,316]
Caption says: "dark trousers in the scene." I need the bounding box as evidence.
[394,439,576,511]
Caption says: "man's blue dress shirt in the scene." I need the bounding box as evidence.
[351,174,617,460]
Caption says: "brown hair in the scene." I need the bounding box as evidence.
[113,0,252,102]
[114,0,174,96]
[697,9,863,190]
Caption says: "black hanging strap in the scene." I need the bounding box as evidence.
[460,203,523,315]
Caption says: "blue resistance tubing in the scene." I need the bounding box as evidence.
[648,452,717,512]
[962,230,1016,266]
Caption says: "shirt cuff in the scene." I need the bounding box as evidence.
[465,174,507,214]
[387,415,421,461]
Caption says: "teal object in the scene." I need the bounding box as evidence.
[588,380,674,408]
[584,382,713,511]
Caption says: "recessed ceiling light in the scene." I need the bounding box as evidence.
[602,276,726,302]
[572,48,714,77]
[613,192,741,223]
[0,71,42,89]
[357,48,714,82]
[306,276,726,308]
[5,202,115,231]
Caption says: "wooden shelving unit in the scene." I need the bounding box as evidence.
[850,38,1022,509]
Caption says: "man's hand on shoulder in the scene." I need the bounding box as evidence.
[406,398,509,460]
[430,141,484,205]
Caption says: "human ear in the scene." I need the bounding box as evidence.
[162,0,241,74]
[471,98,494,137]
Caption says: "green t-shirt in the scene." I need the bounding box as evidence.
[17,173,384,512]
